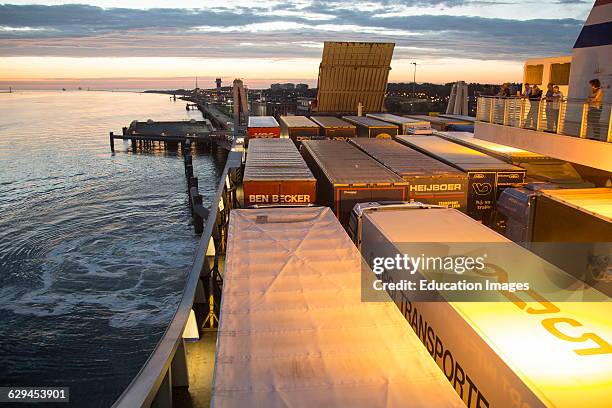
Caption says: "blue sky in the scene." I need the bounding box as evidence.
[0,1,593,87]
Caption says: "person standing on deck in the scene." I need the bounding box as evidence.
[550,85,563,133]
[525,84,542,129]
[521,83,531,126]
[497,83,511,97]
[587,79,604,140]
[545,83,555,132]
[522,83,531,98]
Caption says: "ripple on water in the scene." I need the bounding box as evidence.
[0,91,223,406]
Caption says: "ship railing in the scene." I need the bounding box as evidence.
[111,141,242,408]
[476,96,612,142]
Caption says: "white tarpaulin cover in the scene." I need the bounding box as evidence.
[211,207,463,408]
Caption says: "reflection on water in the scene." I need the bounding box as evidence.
[0,91,223,407]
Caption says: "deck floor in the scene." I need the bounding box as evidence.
[173,253,226,408]
[173,330,217,408]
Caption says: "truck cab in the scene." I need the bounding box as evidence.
[348,201,441,249]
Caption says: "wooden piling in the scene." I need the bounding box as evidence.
[188,177,199,213]
[190,187,204,234]
[131,138,137,152]
[110,132,115,152]
[184,151,193,178]
[188,176,199,191]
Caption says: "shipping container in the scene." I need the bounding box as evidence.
[342,115,399,138]
[366,113,432,134]
[405,114,471,131]
[310,115,356,140]
[434,131,591,186]
[278,115,322,143]
[493,182,558,243]
[531,188,612,290]
[350,138,468,211]
[247,116,280,139]
[243,138,316,206]
[395,135,525,223]
[348,201,440,249]
[357,206,611,408]
[212,206,464,408]
[440,114,476,123]
[494,185,609,259]
[533,188,612,241]
[434,131,548,163]
[300,140,407,225]
[439,114,475,131]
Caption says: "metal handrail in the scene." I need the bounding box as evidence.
[111,142,238,408]
[476,96,612,142]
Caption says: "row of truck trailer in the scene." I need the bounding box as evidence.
[246,112,469,141]
[212,122,611,408]
[242,132,608,235]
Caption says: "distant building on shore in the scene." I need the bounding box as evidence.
[271,83,296,91]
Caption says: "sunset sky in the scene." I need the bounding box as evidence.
[0,0,593,89]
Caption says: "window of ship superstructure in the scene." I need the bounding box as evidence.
[525,64,544,85]
[550,63,571,86]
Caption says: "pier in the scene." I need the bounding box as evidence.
[109,121,233,153]
[108,102,235,154]
[196,104,232,130]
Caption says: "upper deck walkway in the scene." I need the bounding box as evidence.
[475,96,612,172]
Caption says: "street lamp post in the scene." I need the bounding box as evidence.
[411,62,417,100]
